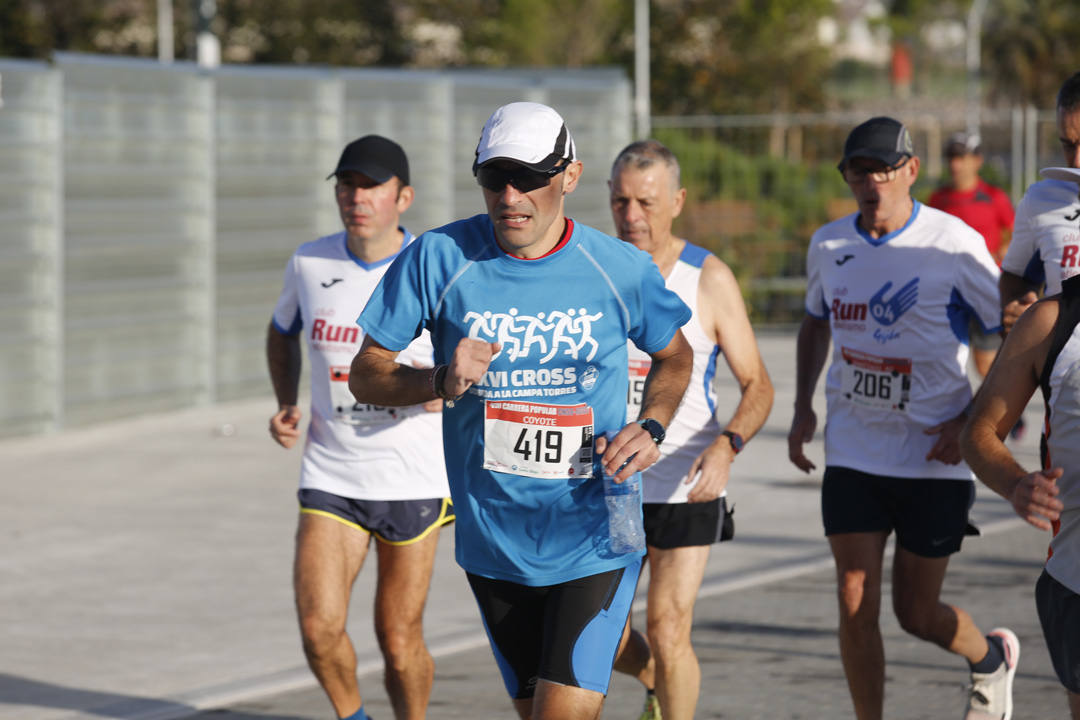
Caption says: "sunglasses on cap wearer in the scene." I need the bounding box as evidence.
[840,157,911,185]
[475,162,569,193]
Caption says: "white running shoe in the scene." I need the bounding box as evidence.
[964,627,1020,720]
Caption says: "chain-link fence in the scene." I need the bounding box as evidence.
[652,107,1060,324]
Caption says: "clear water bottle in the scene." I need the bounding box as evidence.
[600,440,645,554]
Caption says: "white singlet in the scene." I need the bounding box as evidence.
[627,242,722,503]
[1043,281,1080,594]
[805,202,1000,480]
[1001,178,1080,295]
[271,230,448,501]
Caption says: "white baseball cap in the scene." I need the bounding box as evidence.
[473,102,577,173]
[1040,167,1080,184]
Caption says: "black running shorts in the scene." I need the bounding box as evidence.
[821,466,974,557]
[466,558,642,698]
[642,497,734,549]
[1036,569,1080,693]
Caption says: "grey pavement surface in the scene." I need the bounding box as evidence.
[0,331,1063,720]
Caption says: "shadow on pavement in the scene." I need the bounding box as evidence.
[0,672,194,719]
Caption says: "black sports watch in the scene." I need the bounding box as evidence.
[637,418,666,445]
[722,429,745,454]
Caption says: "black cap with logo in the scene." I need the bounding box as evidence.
[327,135,410,185]
[838,117,914,170]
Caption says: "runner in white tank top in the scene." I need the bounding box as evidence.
[609,140,775,720]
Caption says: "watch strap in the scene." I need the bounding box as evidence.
[722,429,745,454]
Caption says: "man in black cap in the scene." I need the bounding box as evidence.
[788,117,1020,720]
[266,135,453,720]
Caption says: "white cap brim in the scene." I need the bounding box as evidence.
[474,102,575,172]
[1039,167,1080,184]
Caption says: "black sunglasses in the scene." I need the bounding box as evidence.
[475,163,568,193]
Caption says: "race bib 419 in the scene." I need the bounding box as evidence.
[483,401,594,478]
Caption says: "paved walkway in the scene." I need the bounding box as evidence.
[0,332,1062,720]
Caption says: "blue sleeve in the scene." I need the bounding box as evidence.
[629,255,691,353]
[357,238,430,351]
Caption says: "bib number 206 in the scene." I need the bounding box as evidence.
[840,346,911,412]
[851,368,892,400]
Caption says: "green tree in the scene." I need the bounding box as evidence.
[982,0,1080,107]
[0,0,140,58]
[407,0,629,68]
[649,0,834,115]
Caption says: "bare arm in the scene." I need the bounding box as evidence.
[266,322,303,448]
[999,270,1039,336]
[787,313,831,473]
[601,329,693,482]
[350,334,500,406]
[685,257,775,501]
[960,299,1063,530]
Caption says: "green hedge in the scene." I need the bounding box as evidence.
[653,128,853,323]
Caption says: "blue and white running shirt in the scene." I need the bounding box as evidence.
[626,242,723,503]
[805,202,1001,480]
[359,215,691,586]
[1001,178,1080,295]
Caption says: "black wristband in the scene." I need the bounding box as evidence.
[431,364,451,400]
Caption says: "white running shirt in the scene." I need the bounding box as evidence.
[1001,179,1080,295]
[1043,283,1080,594]
[271,230,448,500]
[627,242,722,503]
[805,202,1001,480]
[1045,324,1080,594]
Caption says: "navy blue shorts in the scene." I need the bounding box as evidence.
[1036,569,1080,693]
[467,558,643,698]
[297,488,453,545]
[822,466,975,558]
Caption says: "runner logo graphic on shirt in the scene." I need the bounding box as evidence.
[869,278,919,326]
[464,307,604,364]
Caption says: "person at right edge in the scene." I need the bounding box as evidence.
[999,70,1080,336]
[961,269,1079,719]
[787,116,1020,720]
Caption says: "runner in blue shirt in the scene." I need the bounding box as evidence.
[350,102,693,720]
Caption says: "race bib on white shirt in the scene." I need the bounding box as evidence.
[483,401,594,478]
[626,357,651,416]
[839,347,912,411]
[328,365,421,425]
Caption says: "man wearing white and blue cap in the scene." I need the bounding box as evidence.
[789,116,1020,720]
[349,102,693,720]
